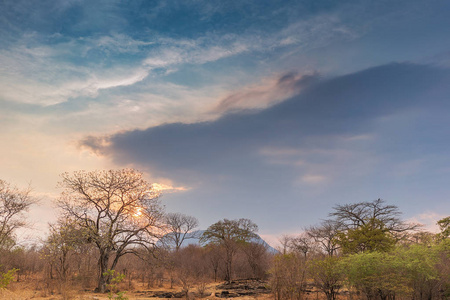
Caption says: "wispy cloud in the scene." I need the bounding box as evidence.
[213,72,318,113]
[299,174,327,184]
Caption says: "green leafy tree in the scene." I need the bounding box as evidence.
[397,244,439,300]
[437,216,450,239]
[309,256,344,300]
[104,269,128,300]
[330,199,418,253]
[342,251,409,300]
[0,268,18,289]
[201,218,258,282]
[336,218,396,254]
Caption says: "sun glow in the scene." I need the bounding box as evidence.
[133,207,143,217]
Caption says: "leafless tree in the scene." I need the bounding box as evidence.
[43,218,87,283]
[241,241,270,279]
[0,179,34,249]
[278,234,292,255]
[306,219,342,256]
[162,212,199,252]
[289,233,314,260]
[56,169,164,293]
[201,218,258,282]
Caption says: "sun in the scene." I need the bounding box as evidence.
[133,207,143,217]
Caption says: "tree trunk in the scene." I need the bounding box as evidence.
[96,251,110,293]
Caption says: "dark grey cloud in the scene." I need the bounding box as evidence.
[79,62,450,232]
[83,63,450,184]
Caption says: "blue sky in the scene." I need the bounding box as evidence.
[1,0,449,244]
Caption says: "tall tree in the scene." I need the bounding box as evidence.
[0,179,34,249]
[330,198,418,253]
[57,169,164,293]
[201,218,258,282]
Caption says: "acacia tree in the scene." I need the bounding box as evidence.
[330,198,419,253]
[201,218,258,282]
[57,169,164,293]
[0,179,34,249]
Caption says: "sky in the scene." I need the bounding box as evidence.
[1,0,450,245]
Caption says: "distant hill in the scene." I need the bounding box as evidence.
[158,230,278,254]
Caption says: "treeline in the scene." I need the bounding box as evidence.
[0,170,449,300]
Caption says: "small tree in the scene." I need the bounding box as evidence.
[57,169,164,293]
[309,256,344,300]
[44,218,87,283]
[270,253,305,300]
[306,219,341,256]
[437,216,450,239]
[0,179,34,249]
[162,213,199,252]
[201,218,258,282]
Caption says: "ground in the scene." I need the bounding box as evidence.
[0,279,277,300]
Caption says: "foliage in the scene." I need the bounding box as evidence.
[330,199,418,253]
[342,244,442,300]
[104,269,127,300]
[336,218,396,254]
[309,256,344,300]
[437,216,450,239]
[0,268,18,289]
[342,251,409,300]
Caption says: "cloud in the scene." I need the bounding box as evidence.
[408,212,447,233]
[299,174,327,184]
[81,63,450,188]
[213,72,319,113]
[0,38,152,105]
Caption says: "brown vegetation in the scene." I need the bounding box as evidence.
[0,172,449,300]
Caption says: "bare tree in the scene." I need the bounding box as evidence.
[44,218,87,283]
[162,212,199,252]
[201,218,258,283]
[0,179,34,249]
[289,233,315,260]
[56,169,164,293]
[278,234,292,255]
[306,219,341,256]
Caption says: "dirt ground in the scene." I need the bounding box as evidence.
[0,280,276,300]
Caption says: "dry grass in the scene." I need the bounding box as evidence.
[0,279,277,300]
